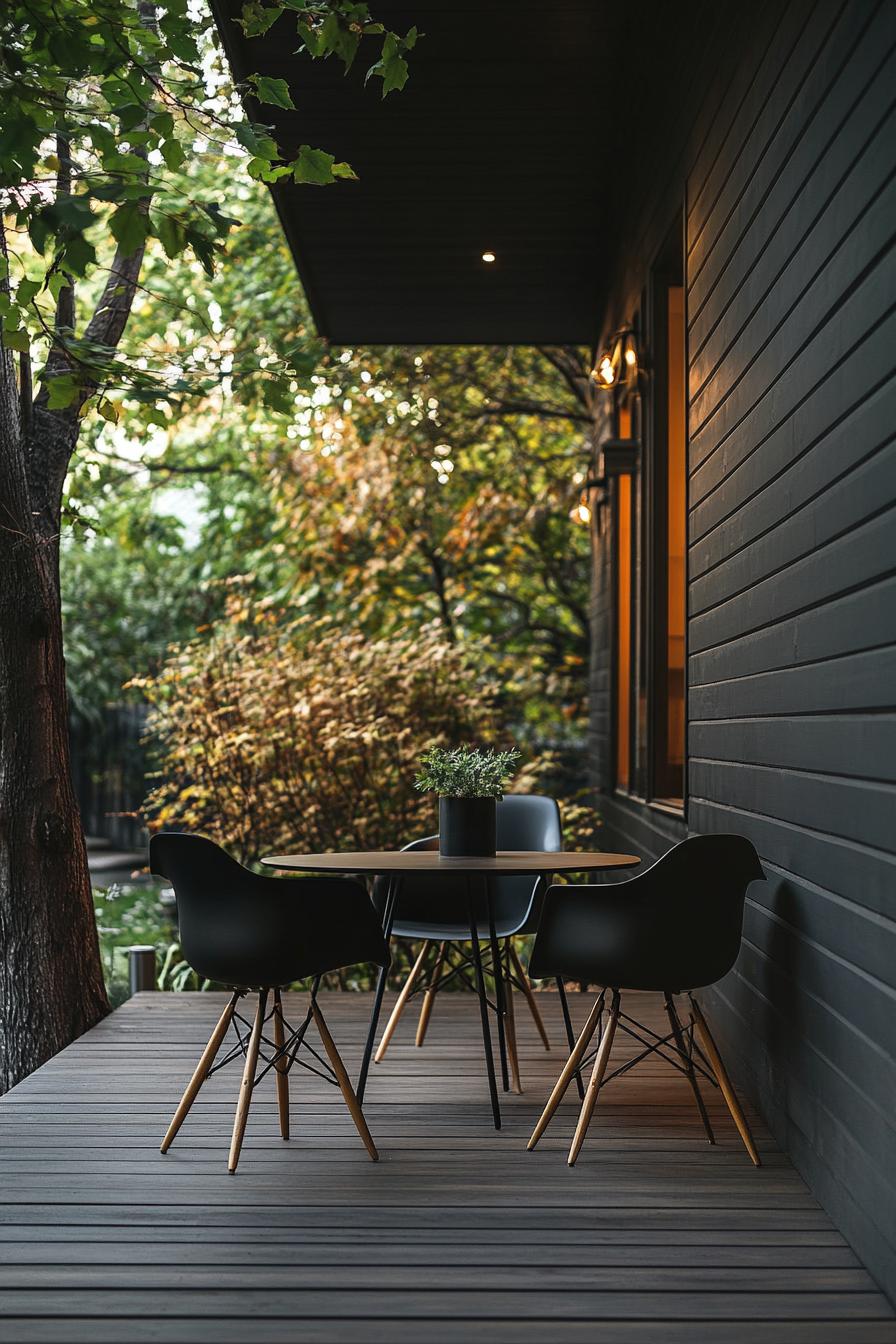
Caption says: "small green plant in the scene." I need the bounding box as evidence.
[415,744,521,798]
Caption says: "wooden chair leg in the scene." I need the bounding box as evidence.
[228,989,268,1174]
[664,991,713,1144]
[416,941,446,1047]
[689,995,761,1167]
[375,941,430,1062]
[272,988,290,1141]
[509,942,550,1049]
[568,990,620,1167]
[503,942,522,1093]
[311,999,379,1162]
[528,992,605,1150]
[160,992,238,1154]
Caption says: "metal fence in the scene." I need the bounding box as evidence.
[70,702,149,850]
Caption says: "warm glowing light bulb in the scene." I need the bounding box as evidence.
[576,502,591,524]
[481,250,496,263]
[597,355,615,386]
[624,347,637,367]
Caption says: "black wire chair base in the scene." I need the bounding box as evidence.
[528,989,761,1168]
[160,983,379,1173]
[571,1005,719,1094]
[207,990,341,1092]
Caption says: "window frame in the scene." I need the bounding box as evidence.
[610,213,689,819]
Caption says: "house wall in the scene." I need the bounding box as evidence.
[588,0,896,1300]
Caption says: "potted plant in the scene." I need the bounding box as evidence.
[415,744,521,857]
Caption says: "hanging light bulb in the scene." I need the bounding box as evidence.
[592,352,616,388]
[592,326,640,390]
[570,490,592,526]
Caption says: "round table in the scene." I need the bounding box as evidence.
[261,849,641,1126]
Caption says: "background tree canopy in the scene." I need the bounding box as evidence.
[63,153,594,753]
[1,0,597,1074]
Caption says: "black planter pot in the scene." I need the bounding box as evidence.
[439,796,497,857]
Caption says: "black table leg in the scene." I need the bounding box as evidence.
[357,875,397,1104]
[557,976,586,1100]
[486,876,509,1093]
[469,877,501,1129]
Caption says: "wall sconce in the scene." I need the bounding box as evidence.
[598,437,639,477]
[591,326,640,390]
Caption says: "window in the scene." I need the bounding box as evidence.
[651,230,686,807]
[611,218,687,812]
[615,404,633,791]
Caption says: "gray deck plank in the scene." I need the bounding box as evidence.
[0,989,892,1342]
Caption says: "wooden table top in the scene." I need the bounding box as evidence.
[261,850,641,875]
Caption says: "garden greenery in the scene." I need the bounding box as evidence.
[1,0,417,414]
[136,603,509,860]
[137,599,601,865]
[415,745,521,799]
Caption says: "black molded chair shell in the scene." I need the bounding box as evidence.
[376,794,563,940]
[150,833,389,988]
[529,833,765,991]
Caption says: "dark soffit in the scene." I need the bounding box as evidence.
[211,0,689,345]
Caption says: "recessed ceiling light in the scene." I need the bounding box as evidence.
[481,250,496,263]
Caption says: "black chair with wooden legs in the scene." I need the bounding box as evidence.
[372,795,562,1094]
[527,834,765,1167]
[149,832,388,1173]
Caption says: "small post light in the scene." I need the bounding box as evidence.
[481,250,496,264]
[127,945,157,995]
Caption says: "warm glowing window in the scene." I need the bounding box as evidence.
[653,280,686,805]
[615,403,633,790]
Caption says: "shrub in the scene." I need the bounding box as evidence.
[136,607,513,862]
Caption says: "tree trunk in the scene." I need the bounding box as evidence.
[0,404,109,1093]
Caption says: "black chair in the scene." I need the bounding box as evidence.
[526,833,765,1166]
[373,794,562,1093]
[149,833,388,1173]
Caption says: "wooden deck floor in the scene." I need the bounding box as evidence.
[1,989,893,1343]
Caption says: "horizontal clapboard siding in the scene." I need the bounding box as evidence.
[587,0,896,1307]
[685,0,896,1306]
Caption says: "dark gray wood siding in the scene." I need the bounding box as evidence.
[588,0,896,1302]
[686,0,896,1302]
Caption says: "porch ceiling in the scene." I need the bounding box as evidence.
[211,1,683,345]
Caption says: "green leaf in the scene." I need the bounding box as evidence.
[379,53,409,95]
[186,228,216,276]
[239,2,279,37]
[2,328,30,353]
[292,144,335,186]
[154,213,186,260]
[248,74,295,110]
[47,271,69,302]
[61,234,97,276]
[101,150,148,175]
[202,203,241,237]
[46,373,81,409]
[150,110,175,139]
[110,203,149,257]
[117,104,146,133]
[16,278,41,306]
[297,18,322,56]
[235,122,278,161]
[332,161,358,181]
[160,138,186,170]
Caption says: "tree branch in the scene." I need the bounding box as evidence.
[53,136,76,335]
[476,399,594,425]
